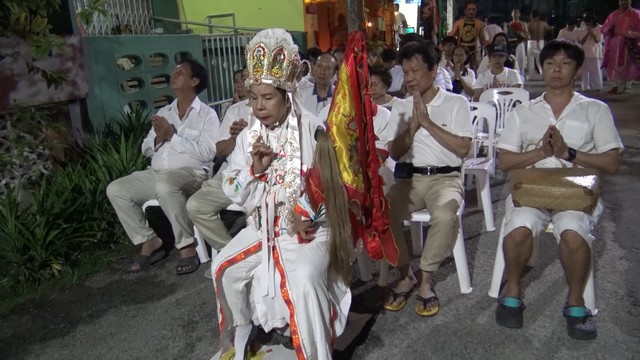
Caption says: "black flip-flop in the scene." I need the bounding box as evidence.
[176,255,200,275]
[415,291,440,317]
[129,248,167,273]
[563,305,597,340]
[496,296,525,329]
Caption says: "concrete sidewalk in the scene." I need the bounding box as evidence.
[1,85,639,360]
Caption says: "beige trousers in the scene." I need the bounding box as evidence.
[386,173,463,272]
[106,167,206,249]
[186,163,233,250]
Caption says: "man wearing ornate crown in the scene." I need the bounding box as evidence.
[211,29,353,360]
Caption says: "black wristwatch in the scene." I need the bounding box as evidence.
[565,147,577,163]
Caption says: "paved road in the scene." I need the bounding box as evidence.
[1,84,639,360]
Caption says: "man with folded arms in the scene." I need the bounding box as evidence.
[381,40,472,317]
[495,40,623,340]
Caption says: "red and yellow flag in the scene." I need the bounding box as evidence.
[326,31,399,266]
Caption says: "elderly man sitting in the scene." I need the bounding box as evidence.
[106,59,219,275]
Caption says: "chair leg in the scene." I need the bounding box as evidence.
[477,172,495,231]
[194,226,210,264]
[584,256,597,315]
[488,220,506,298]
[452,216,472,294]
[465,173,474,190]
[410,222,424,257]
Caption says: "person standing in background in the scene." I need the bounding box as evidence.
[506,9,529,78]
[448,1,486,70]
[601,0,640,94]
[526,9,551,81]
[557,18,582,45]
[577,14,603,92]
[421,1,439,43]
[394,3,408,47]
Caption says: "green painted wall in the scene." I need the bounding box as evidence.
[180,0,305,33]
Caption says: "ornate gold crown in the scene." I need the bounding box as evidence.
[245,29,301,92]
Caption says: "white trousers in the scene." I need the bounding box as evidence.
[527,40,545,80]
[212,225,351,360]
[581,57,603,91]
[106,167,205,248]
[515,42,526,78]
[186,163,233,249]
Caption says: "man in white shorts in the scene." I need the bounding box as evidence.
[495,40,623,340]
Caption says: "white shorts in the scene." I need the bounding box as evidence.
[502,195,604,246]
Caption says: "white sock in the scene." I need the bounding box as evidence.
[233,323,252,360]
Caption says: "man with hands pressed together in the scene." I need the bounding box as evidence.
[187,92,252,254]
[381,41,473,317]
[107,59,219,275]
[495,40,623,340]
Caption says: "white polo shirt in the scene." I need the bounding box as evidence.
[141,96,220,171]
[557,28,581,44]
[389,65,404,92]
[498,92,623,169]
[575,25,602,58]
[473,67,523,90]
[381,90,473,167]
[297,83,334,118]
[218,99,253,142]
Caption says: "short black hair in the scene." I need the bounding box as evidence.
[233,66,245,79]
[398,33,427,48]
[369,64,392,89]
[464,0,477,9]
[398,41,439,71]
[583,14,596,24]
[306,47,323,62]
[180,59,208,94]
[380,48,397,63]
[539,40,585,68]
[442,36,458,46]
[568,18,581,27]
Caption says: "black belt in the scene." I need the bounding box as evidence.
[413,166,461,175]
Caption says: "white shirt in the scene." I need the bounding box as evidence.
[473,67,523,90]
[381,90,473,167]
[557,28,581,44]
[142,96,220,171]
[380,96,402,111]
[298,83,335,119]
[389,65,404,92]
[394,11,407,31]
[218,99,253,142]
[498,92,623,169]
[446,66,476,100]
[483,24,504,43]
[576,25,602,58]
[436,67,453,91]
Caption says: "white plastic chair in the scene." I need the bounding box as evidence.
[478,87,530,136]
[142,199,210,264]
[378,159,473,294]
[463,102,496,232]
[488,221,597,314]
